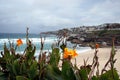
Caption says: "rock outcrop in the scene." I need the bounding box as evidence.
[41,23,120,47]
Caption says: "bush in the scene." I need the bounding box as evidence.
[0,29,119,80]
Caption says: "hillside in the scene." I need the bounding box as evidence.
[41,23,120,47]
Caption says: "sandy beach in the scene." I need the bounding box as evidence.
[71,48,120,75]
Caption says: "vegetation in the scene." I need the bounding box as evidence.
[93,30,120,37]
[0,29,120,80]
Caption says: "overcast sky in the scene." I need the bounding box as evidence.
[0,0,120,33]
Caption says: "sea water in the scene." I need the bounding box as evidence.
[0,33,91,57]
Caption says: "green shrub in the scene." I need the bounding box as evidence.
[0,29,119,80]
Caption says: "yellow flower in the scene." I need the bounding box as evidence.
[63,48,78,59]
[17,39,23,46]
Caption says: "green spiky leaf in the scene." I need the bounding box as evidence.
[16,76,29,80]
[62,60,76,80]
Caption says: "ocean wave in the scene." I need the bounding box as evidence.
[0,37,57,44]
[10,47,91,55]
[0,37,57,51]
[0,47,91,58]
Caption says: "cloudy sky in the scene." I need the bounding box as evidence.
[0,0,120,33]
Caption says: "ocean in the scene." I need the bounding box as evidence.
[0,33,91,56]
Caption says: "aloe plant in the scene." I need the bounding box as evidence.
[0,28,120,80]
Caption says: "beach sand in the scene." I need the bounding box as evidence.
[71,48,120,75]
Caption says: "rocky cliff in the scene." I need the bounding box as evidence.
[41,23,120,47]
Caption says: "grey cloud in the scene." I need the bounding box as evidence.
[0,0,120,33]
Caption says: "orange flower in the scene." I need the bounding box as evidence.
[95,43,99,49]
[63,48,78,59]
[17,39,23,46]
[73,49,78,57]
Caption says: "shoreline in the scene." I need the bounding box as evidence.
[71,48,120,75]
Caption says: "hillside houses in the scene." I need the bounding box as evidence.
[41,23,120,47]
[61,23,120,46]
